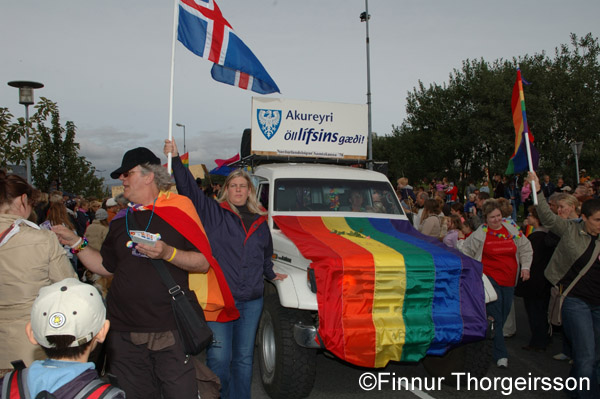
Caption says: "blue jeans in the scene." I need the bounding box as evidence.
[562,296,600,399]
[486,277,514,361]
[206,297,263,399]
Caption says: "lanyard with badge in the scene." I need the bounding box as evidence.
[125,198,161,257]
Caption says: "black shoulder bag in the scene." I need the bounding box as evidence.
[128,211,213,355]
[150,256,213,355]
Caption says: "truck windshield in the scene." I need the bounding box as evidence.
[274,178,403,215]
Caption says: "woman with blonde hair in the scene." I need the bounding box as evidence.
[164,139,286,399]
[554,192,580,220]
[218,169,265,216]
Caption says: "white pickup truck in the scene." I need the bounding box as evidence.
[250,162,491,399]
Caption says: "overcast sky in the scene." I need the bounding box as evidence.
[2,0,598,186]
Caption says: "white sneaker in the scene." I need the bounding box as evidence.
[553,353,570,361]
[497,358,508,368]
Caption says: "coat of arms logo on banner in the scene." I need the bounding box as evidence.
[257,109,282,140]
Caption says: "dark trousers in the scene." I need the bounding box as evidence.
[523,296,551,349]
[486,277,514,361]
[106,330,197,399]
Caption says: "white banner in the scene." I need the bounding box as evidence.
[251,97,368,160]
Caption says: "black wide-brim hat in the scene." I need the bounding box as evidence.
[110,147,161,179]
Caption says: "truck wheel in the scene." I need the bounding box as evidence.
[257,295,316,399]
[422,338,492,386]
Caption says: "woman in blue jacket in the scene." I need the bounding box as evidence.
[164,140,286,399]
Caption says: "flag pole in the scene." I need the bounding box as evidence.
[524,130,538,205]
[167,0,179,174]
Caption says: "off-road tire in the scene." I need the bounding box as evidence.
[257,294,317,399]
[422,338,492,386]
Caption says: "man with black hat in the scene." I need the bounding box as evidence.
[52,147,216,399]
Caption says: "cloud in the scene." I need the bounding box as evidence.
[77,126,155,185]
[77,125,242,186]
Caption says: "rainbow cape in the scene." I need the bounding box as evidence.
[273,216,486,368]
[146,191,238,322]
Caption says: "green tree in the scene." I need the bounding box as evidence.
[376,33,600,187]
[31,98,105,197]
[1,98,106,197]
[0,108,26,169]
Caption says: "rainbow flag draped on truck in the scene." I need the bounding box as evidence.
[273,215,487,368]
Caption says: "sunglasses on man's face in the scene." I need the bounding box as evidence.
[120,170,139,178]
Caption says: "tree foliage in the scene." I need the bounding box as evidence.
[0,108,26,168]
[1,98,106,198]
[375,33,600,188]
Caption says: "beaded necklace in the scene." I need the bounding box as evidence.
[125,197,157,247]
[482,218,523,240]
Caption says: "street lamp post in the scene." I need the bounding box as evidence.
[7,80,44,185]
[360,1,373,170]
[176,123,186,154]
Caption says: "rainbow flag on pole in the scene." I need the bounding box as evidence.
[180,152,190,168]
[273,216,486,368]
[506,69,539,175]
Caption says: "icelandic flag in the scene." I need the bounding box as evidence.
[178,0,280,94]
[506,69,539,175]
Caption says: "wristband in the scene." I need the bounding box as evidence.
[70,237,88,254]
[71,237,82,249]
[167,247,177,262]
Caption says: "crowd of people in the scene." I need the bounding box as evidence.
[1,152,599,398]
[397,172,600,398]
[0,143,285,399]
[397,172,599,239]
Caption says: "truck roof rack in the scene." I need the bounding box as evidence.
[230,154,368,169]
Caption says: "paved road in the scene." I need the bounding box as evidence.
[251,297,575,399]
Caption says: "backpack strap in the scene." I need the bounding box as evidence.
[9,362,25,372]
[73,379,123,399]
[2,368,30,399]
[34,392,56,399]
[2,366,122,399]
